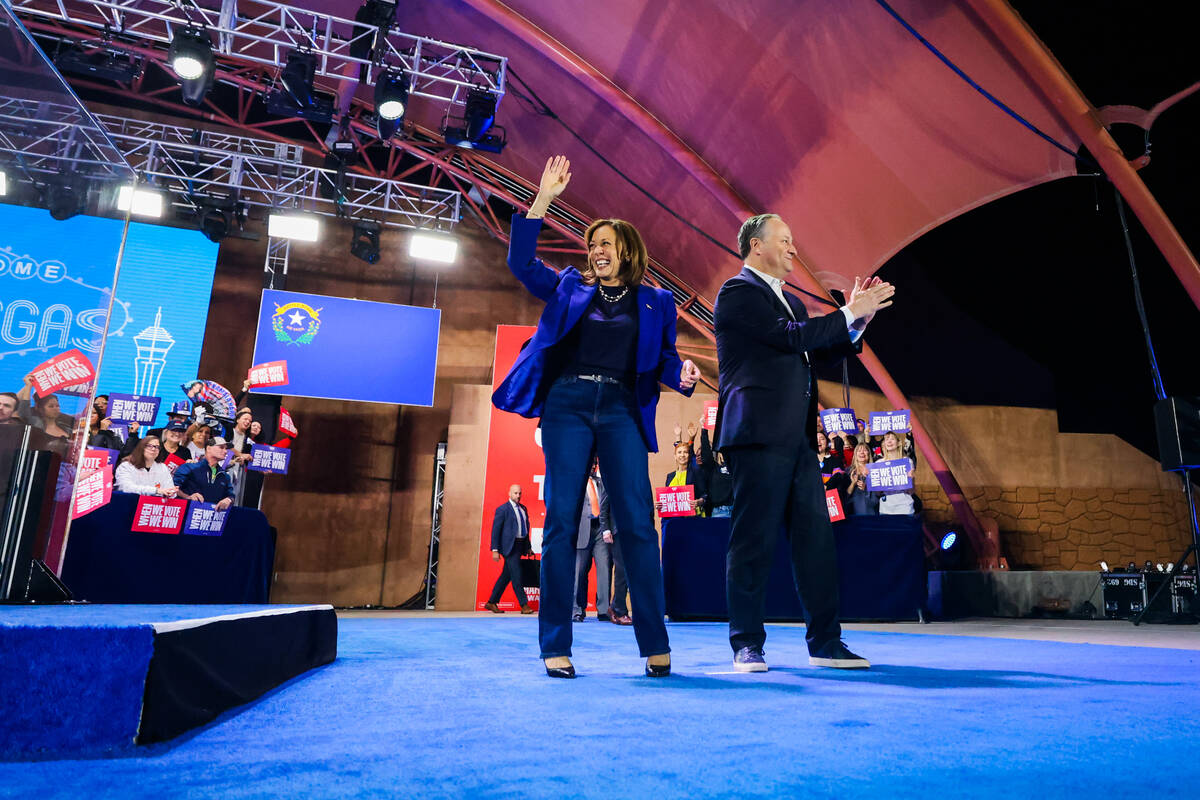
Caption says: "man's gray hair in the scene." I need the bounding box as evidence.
[737,213,781,259]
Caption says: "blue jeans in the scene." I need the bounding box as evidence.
[539,376,669,659]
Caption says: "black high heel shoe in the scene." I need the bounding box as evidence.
[645,655,671,678]
[544,658,576,679]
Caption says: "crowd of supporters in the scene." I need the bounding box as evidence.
[2,373,268,509]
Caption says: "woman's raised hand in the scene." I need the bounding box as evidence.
[528,156,571,218]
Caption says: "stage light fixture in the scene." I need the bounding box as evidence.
[55,43,142,83]
[940,532,957,550]
[200,206,231,242]
[375,70,409,121]
[168,27,216,106]
[350,0,398,63]
[266,50,335,123]
[409,231,457,264]
[350,219,382,264]
[442,87,506,153]
[44,179,86,221]
[268,212,320,242]
[116,184,164,218]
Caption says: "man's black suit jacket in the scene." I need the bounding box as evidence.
[491,501,532,557]
[713,267,859,453]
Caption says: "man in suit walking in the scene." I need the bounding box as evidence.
[713,213,895,672]
[486,484,535,614]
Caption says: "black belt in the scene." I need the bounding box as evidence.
[575,374,622,385]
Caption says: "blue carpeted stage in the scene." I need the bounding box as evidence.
[0,604,337,759]
[1,615,1197,797]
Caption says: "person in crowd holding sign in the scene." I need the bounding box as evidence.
[88,407,125,452]
[157,420,192,466]
[816,430,844,472]
[845,443,879,516]
[16,377,71,439]
[713,213,894,673]
[661,442,707,516]
[493,155,700,679]
[485,484,534,615]
[173,437,235,510]
[115,436,180,497]
[875,432,917,516]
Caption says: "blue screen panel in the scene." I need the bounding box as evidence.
[0,203,219,425]
[249,289,440,406]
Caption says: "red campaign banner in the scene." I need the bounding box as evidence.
[826,489,846,523]
[248,360,290,388]
[82,448,116,473]
[656,485,695,517]
[164,452,187,473]
[278,405,299,437]
[71,466,113,519]
[29,349,96,397]
[476,325,546,612]
[703,400,719,430]
[131,495,189,534]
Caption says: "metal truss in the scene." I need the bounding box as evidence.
[0,96,462,228]
[11,0,506,107]
[425,440,446,610]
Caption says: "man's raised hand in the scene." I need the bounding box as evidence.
[847,275,895,326]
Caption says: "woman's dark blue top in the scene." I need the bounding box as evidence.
[562,289,638,384]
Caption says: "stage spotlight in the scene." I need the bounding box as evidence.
[266,50,335,123]
[375,70,409,121]
[200,206,231,242]
[268,212,320,242]
[409,231,457,264]
[350,219,382,264]
[936,530,962,569]
[940,532,957,551]
[116,184,164,218]
[442,87,506,153]
[168,27,215,106]
[351,0,398,62]
[45,180,86,221]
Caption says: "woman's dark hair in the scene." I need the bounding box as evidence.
[582,218,648,286]
[127,435,161,470]
[186,422,211,446]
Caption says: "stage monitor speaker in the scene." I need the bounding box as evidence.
[1154,396,1200,472]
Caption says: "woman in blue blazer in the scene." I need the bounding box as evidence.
[493,155,701,679]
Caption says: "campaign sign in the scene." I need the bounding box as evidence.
[656,485,695,518]
[30,349,96,397]
[825,488,845,523]
[165,452,187,473]
[866,458,914,492]
[82,447,118,473]
[107,422,130,443]
[703,400,718,431]
[278,405,298,437]
[869,409,911,435]
[107,393,161,425]
[248,360,289,388]
[182,501,229,536]
[820,407,856,434]
[71,466,113,519]
[248,443,290,474]
[131,495,188,534]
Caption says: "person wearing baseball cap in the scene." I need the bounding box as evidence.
[156,419,191,465]
[173,435,235,508]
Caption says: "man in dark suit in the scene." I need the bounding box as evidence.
[486,484,534,614]
[713,213,895,672]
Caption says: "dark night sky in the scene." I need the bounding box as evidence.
[839,1,1200,458]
